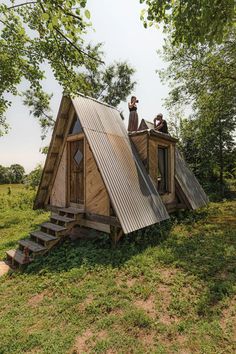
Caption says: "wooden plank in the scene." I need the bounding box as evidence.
[79,219,110,234]
[51,214,75,223]
[51,146,67,207]
[148,139,158,186]
[130,134,148,163]
[18,239,46,253]
[85,140,110,216]
[85,213,120,227]
[68,139,84,204]
[66,133,84,142]
[59,206,85,214]
[30,231,58,243]
[41,222,66,232]
[6,249,32,265]
[45,105,76,206]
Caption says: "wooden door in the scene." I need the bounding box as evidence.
[68,139,84,205]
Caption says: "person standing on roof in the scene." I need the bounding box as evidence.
[128,96,139,132]
[154,113,168,134]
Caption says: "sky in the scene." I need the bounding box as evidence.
[0,0,169,173]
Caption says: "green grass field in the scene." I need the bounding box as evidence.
[0,184,235,354]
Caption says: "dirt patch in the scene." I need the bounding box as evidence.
[157,284,179,325]
[126,278,136,288]
[134,296,156,319]
[158,312,179,325]
[160,268,178,284]
[140,332,155,346]
[79,294,94,312]
[220,296,236,337]
[28,290,49,307]
[110,308,124,316]
[0,261,10,277]
[71,329,107,353]
[72,329,93,353]
[158,284,172,307]
[24,347,42,354]
[116,277,136,288]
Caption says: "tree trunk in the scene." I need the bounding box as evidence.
[218,116,224,197]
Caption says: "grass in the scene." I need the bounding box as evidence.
[0,184,235,353]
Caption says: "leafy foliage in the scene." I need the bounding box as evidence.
[0,1,136,137]
[140,0,236,45]
[0,164,25,183]
[158,30,236,196]
[24,164,42,190]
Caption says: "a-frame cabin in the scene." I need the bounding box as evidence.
[6,95,208,268]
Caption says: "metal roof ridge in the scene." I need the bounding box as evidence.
[84,127,130,139]
[70,93,121,113]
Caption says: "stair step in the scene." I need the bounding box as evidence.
[51,214,75,224]
[30,231,58,244]
[59,207,85,215]
[6,249,32,265]
[41,222,66,233]
[18,239,46,253]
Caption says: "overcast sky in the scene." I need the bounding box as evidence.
[0,0,169,172]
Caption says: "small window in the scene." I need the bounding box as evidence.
[69,114,82,135]
[157,147,168,194]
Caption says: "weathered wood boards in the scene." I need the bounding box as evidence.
[51,147,67,207]
[85,140,110,216]
[34,95,208,239]
[131,131,177,206]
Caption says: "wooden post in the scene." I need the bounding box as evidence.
[110,227,124,247]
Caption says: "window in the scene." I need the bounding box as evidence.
[69,113,82,135]
[157,147,169,194]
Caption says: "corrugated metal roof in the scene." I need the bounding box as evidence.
[72,95,169,234]
[175,148,209,209]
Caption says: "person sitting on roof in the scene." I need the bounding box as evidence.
[154,113,168,134]
[128,96,139,132]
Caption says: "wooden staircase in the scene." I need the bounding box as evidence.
[6,207,84,269]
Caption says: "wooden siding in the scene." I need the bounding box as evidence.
[161,142,175,204]
[148,137,176,204]
[130,133,147,163]
[51,147,67,207]
[34,97,72,209]
[68,139,84,204]
[148,139,158,185]
[85,139,110,216]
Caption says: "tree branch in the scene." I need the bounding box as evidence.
[57,4,82,22]
[54,27,104,64]
[38,1,104,65]
[7,1,37,10]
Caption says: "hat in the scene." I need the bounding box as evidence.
[156,113,163,118]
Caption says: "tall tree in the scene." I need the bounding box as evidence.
[159,31,236,195]
[0,1,136,137]
[8,164,25,183]
[140,0,236,45]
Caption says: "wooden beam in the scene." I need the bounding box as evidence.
[110,226,124,247]
[85,213,121,227]
[79,219,110,234]
[67,133,84,142]
[50,152,59,158]
[45,105,76,205]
